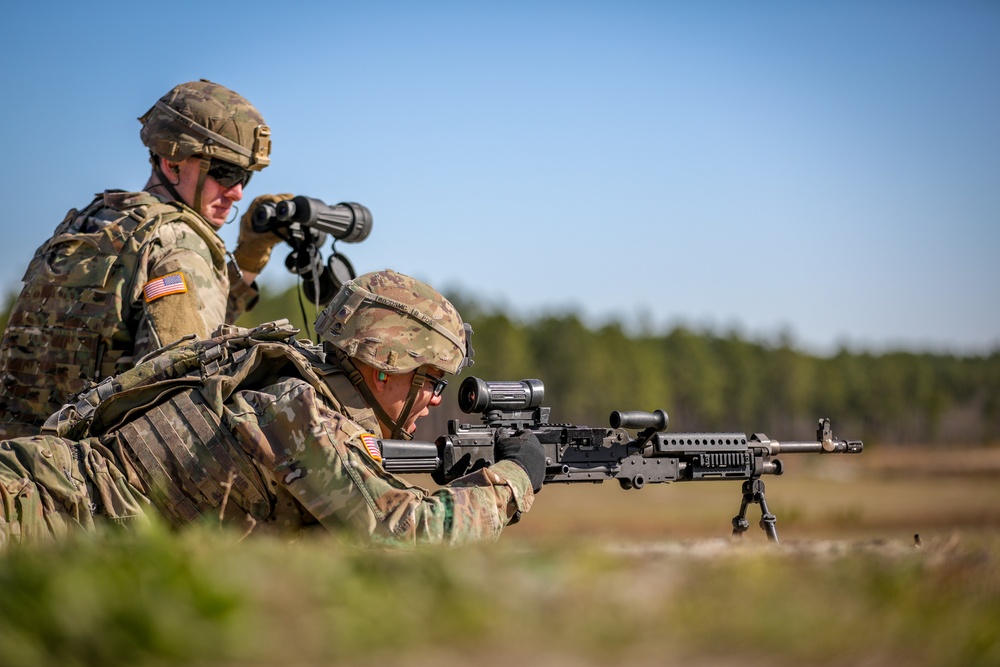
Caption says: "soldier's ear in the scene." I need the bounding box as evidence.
[359,364,389,397]
[157,157,180,175]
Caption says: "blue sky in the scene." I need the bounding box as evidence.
[2,1,997,355]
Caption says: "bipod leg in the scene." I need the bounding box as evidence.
[754,479,779,543]
[731,481,752,539]
[732,479,779,543]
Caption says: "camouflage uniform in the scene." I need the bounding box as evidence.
[0,273,535,549]
[0,80,273,439]
[0,192,259,439]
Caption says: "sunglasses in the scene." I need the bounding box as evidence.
[416,372,449,397]
[206,158,253,189]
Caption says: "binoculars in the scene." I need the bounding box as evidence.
[252,196,372,243]
[252,196,374,305]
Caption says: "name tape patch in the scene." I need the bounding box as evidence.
[143,272,188,303]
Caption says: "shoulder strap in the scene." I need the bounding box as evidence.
[41,320,302,439]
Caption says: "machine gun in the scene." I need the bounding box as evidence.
[252,195,373,305]
[380,377,864,543]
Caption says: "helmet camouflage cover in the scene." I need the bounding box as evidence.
[139,79,271,170]
[315,270,471,375]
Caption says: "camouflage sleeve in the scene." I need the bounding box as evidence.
[133,223,233,356]
[0,436,149,549]
[231,378,533,546]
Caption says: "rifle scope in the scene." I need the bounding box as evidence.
[458,377,544,414]
[252,195,372,243]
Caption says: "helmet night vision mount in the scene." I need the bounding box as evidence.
[253,195,373,306]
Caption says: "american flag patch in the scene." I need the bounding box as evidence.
[143,272,188,302]
[360,433,382,462]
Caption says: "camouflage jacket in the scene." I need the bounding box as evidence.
[0,190,258,438]
[0,323,533,549]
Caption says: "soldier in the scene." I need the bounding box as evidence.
[0,79,288,438]
[0,270,545,549]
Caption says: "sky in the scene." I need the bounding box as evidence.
[1,1,997,356]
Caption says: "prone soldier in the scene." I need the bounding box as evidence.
[0,270,545,549]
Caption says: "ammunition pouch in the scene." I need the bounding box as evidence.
[114,389,271,527]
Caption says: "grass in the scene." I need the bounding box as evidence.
[2,446,999,666]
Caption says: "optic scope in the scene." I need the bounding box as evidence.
[458,377,545,414]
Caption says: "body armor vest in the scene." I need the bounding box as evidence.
[42,320,371,529]
[0,191,190,435]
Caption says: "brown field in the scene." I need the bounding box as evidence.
[2,445,998,667]
[382,446,1000,667]
[405,444,1000,545]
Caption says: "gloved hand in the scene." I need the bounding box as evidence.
[233,193,294,273]
[496,430,546,493]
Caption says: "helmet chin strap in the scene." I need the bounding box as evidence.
[330,350,427,441]
[149,154,209,218]
[193,156,210,214]
[150,154,185,203]
[392,373,427,439]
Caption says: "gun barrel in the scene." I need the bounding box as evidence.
[766,439,864,454]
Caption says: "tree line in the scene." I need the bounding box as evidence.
[238,284,999,446]
[3,284,997,446]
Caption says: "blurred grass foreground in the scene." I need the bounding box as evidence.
[2,449,999,667]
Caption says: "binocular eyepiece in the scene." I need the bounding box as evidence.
[252,195,372,244]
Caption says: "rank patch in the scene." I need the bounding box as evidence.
[360,433,382,462]
[143,273,188,302]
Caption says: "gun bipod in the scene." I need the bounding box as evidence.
[731,478,779,543]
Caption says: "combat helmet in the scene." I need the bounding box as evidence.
[139,79,271,171]
[139,80,271,216]
[315,269,473,439]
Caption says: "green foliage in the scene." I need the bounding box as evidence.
[0,288,19,333]
[440,297,1000,444]
[672,541,1000,667]
[0,522,247,667]
[1,527,998,666]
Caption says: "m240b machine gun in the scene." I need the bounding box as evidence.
[380,377,864,543]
